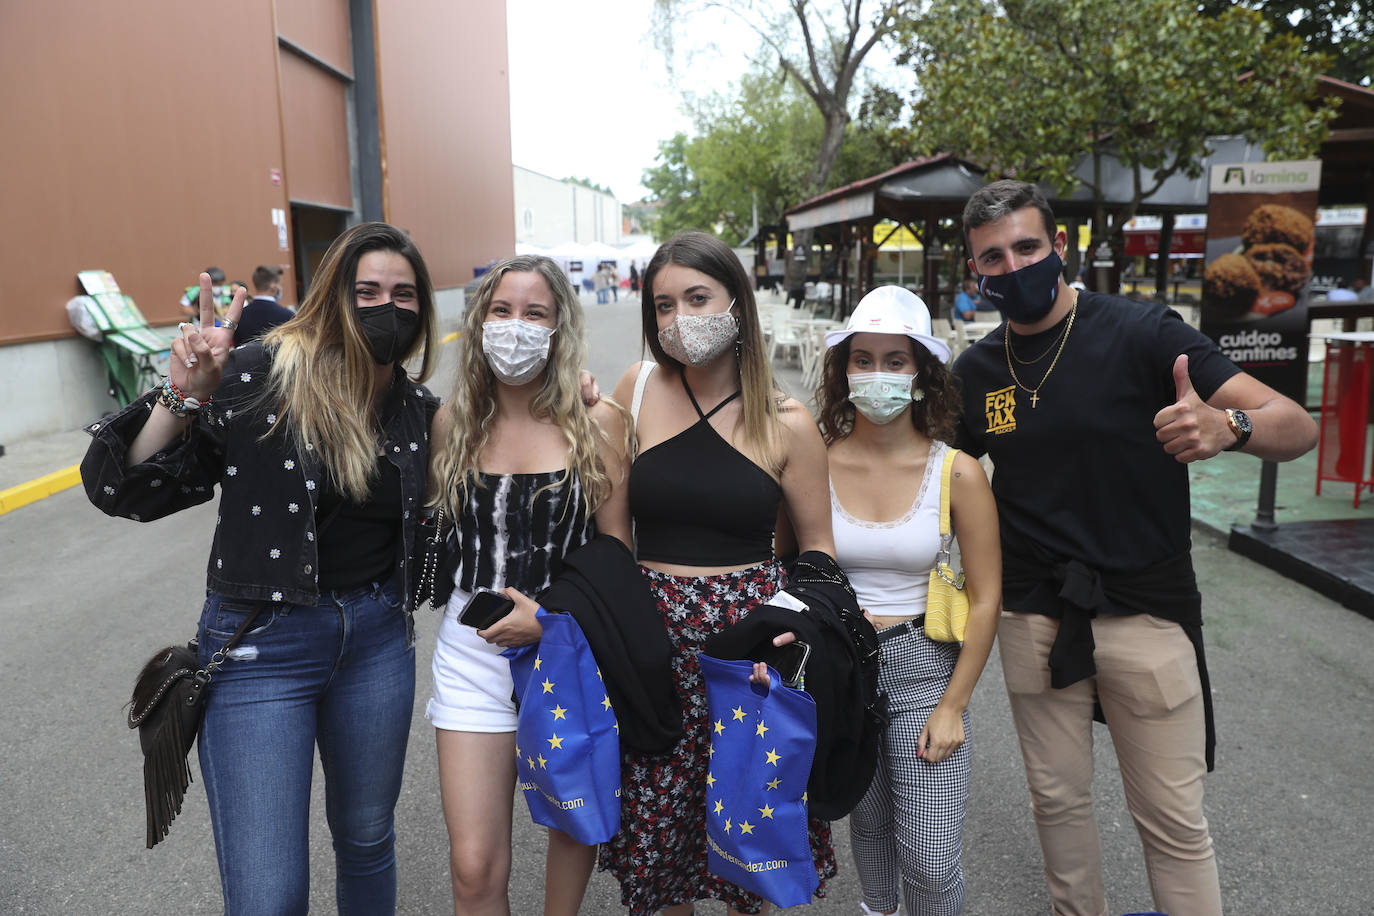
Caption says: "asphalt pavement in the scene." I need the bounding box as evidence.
[2,293,1373,914]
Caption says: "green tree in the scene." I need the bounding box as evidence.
[908,0,1337,283]
[642,69,911,242]
[1198,1,1373,86]
[653,0,919,285]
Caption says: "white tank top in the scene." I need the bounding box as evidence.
[831,441,945,619]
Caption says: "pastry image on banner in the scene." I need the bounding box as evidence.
[1200,160,1322,402]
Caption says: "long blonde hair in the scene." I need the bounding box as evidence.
[261,222,438,501]
[430,256,619,518]
[641,231,785,472]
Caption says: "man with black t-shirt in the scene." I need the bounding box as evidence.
[953,181,1316,916]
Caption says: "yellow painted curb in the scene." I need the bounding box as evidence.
[0,465,83,516]
[0,329,466,516]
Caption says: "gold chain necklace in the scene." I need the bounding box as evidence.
[1007,313,1072,365]
[1003,294,1077,408]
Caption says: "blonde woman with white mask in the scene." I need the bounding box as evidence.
[425,256,632,916]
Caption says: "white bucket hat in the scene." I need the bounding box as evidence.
[824,286,951,364]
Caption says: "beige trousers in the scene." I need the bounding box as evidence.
[998,610,1223,916]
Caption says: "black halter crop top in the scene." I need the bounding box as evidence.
[629,371,782,566]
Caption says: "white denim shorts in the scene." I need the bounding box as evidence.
[425,587,518,732]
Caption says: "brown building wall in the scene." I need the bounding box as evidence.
[0,1,294,344]
[0,0,512,347]
[275,0,353,75]
[376,0,516,289]
[279,49,354,209]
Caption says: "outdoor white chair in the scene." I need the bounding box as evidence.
[812,281,833,318]
[758,304,791,349]
[800,323,832,391]
[949,319,970,357]
[767,311,805,365]
[932,318,954,357]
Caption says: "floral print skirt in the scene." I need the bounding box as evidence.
[597,560,836,915]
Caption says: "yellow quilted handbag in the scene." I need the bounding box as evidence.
[924,448,969,643]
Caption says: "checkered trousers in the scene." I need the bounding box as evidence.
[848,620,971,916]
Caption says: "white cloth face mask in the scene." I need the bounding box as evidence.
[847,371,921,424]
[657,301,738,366]
[481,318,555,385]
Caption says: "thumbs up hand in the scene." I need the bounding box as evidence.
[1153,354,1233,463]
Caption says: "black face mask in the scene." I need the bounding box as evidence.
[357,303,420,365]
[978,250,1064,324]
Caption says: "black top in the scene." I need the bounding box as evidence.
[630,374,781,566]
[314,380,407,590]
[233,297,295,347]
[82,342,438,608]
[953,292,1240,599]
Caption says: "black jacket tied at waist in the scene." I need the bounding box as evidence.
[1004,547,1217,772]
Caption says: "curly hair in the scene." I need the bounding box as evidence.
[816,336,962,444]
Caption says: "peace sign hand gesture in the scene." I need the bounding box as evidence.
[169,272,247,403]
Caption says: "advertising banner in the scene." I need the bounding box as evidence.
[1200,160,1321,401]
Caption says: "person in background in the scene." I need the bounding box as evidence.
[84,222,441,914]
[179,265,232,319]
[954,180,1317,916]
[629,262,640,293]
[425,255,631,916]
[594,264,610,304]
[1353,276,1373,303]
[233,264,295,347]
[599,231,837,915]
[953,278,983,321]
[607,263,620,302]
[817,286,1001,916]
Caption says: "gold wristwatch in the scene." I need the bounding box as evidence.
[1223,408,1252,452]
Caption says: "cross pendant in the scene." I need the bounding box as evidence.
[1030,391,1040,408]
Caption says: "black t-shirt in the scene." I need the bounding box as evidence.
[953,292,1240,592]
[314,380,406,590]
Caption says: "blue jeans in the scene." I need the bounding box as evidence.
[196,580,415,916]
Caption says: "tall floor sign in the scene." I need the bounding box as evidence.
[1200,160,1322,402]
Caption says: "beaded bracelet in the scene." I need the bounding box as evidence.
[158,377,211,418]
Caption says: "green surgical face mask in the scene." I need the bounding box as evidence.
[847,371,922,425]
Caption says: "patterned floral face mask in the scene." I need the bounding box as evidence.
[658,300,738,366]
[847,371,922,425]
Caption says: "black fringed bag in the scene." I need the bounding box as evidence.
[127,604,263,848]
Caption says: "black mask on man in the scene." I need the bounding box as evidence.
[978,250,1064,324]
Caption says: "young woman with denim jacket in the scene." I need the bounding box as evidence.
[83,222,440,915]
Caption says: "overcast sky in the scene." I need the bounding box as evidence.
[504,0,753,203]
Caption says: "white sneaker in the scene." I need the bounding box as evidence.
[858,903,904,916]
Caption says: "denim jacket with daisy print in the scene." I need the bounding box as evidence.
[82,341,439,612]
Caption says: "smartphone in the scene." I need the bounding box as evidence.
[459,587,515,629]
[767,640,811,687]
